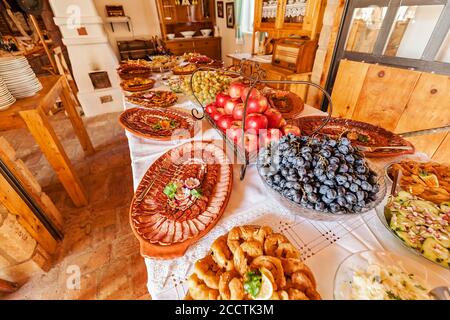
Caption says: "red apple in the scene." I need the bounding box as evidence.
[224,98,241,115]
[229,82,247,99]
[245,113,268,133]
[247,96,269,114]
[232,103,245,120]
[205,102,218,115]
[216,93,231,108]
[211,107,225,122]
[282,124,301,136]
[264,108,284,128]
[226,121,243,142]
[217,115,234,131]
[260,128,283,147]
[240,87,261,102]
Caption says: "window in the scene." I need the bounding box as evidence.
[240,0,255,34]
[323,0,450,110]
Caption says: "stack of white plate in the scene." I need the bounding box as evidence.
[0,56,43,99]
[0,77,16,111]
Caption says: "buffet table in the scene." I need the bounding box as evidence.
[123,79,449,300]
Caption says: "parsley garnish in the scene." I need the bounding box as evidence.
[358,134,369,143]
[190,188,202,199]
[244,271,262,298]
[386,290,402,300]
[163,182,178,200]
[152,122,162,130]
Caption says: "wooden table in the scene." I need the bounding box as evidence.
[0,75,94,207]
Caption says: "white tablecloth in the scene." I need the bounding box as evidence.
[123,81,449,300]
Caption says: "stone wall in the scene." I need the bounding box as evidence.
[0,204,42,283]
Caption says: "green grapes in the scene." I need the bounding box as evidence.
[181,71,232,105]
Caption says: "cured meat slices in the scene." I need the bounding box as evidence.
[119,107,198,140]
[130,141,233,258]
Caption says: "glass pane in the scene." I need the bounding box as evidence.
[261,0,278,24]
[284,0,307,24]
[435,30,450,63]
[344,6,388,54]
[384,5,445,59]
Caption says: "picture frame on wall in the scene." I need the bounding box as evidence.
[226,2,234,28]
[217,1,224,18]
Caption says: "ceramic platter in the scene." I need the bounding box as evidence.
[263,88,305,119]
[119,107,199,141]
[130,140,233,259]
[120,78,155,92]
[126,90,178,108]
[290,116,415,157]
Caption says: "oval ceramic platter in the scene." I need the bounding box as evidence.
[290,116,415,158]
[119,107,199,141]
[129,140,233,259]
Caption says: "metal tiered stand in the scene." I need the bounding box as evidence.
[189,59,334,180]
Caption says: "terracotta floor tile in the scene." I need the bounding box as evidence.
[62,270,99,300]
[111,233,140,260]
[97,257,133,300]
[130,253,148,297]
[63,243,111,276]
[1,112,147,300]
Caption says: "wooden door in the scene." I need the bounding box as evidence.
[331,60,450,162]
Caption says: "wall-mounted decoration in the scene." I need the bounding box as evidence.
[89,71,112,90]
[105,5,125,17]
[77,27,88,36]
[226,2,234,29]
[100,95,113,104]
[217,1,224,18]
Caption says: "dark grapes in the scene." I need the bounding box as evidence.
[258,135,381,215]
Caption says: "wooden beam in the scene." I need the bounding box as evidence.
[0,279,19,294]
[0,174,57,254]
[59,77,95,155]
[0,137,63,231]
[19,108,88,207]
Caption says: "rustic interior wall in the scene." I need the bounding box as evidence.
[307,0,341,108]
[214,0,252,64]
[93,0,161,57]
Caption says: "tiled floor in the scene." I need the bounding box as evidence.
[0,111,150,300]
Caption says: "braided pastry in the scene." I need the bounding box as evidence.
[187,225,321,300]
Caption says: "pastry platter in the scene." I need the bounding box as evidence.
[148,55,180,72]
[172,63,197,75]
[126,90,178,108]
[289,116,415,157]
[386,160,450,204]
[117,61,152,80]
[186,225,321,300]
[263,88,305,119]
[119,107,199,141]
[120,78,155,92]
[130,141,233,259]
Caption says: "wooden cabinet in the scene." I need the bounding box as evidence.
[253,0,326,54]
[229,56,311,102]
[155,0,221,59]
[165,37,221,60]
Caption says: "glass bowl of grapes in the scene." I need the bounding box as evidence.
[257,134,387,222]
